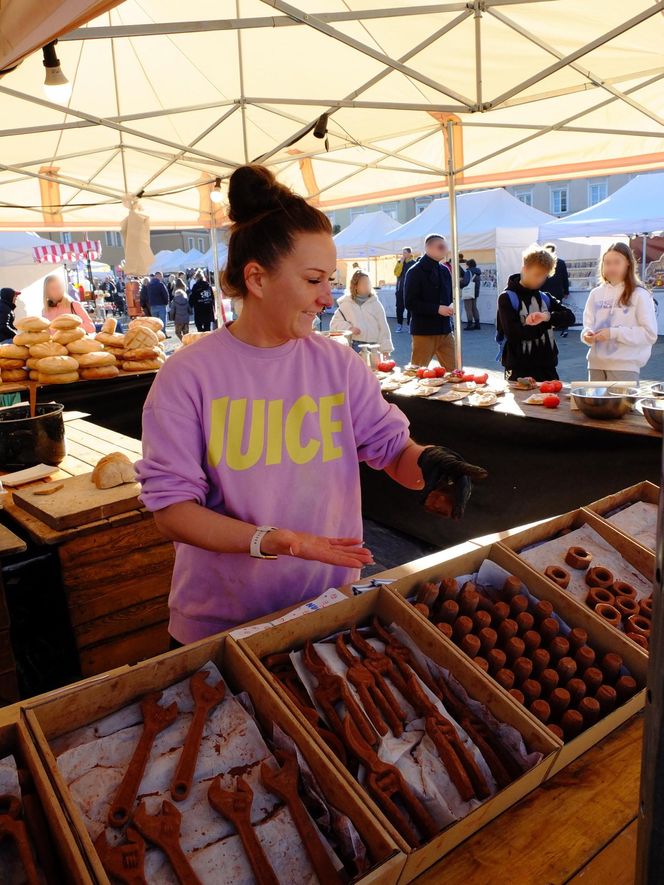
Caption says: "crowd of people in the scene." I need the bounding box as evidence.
[329,234,658,383]
[139,269,216,340]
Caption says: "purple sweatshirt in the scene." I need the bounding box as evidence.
[137,325,410,642]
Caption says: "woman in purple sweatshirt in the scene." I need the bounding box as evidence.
[137,165,486,644]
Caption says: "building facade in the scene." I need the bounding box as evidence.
[46,228,211,270]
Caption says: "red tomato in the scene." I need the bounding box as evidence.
[433,366,446,378]
[462,374,476,382]
[539,381,554,393]
[474,373,488,385]
[550,380,563,392]
[423,369,437,379]
[416,368,426,378]
[384,360,396,370]
[543,394,560,409]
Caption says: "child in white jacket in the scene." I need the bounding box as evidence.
[581,242,657,383]
[330,270,394,356]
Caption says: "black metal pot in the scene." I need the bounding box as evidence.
[0,402,65,469]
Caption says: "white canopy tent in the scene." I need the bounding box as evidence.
[149,248,186,274]
[201,243,228,272]
[333,210,396,259]
[173,248,206,271]
[539,173,664,239]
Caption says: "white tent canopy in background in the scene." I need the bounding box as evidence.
[149,248,185,274]
[0,3,663,229]
[333,211,396,259]
[173,248,205,272]
[539,173,664,239]
[201,243,228,271]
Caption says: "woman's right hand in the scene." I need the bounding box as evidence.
[263,528,373,569]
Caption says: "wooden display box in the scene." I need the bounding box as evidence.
[0,707,93,883]
[23,633,404,885]
[383,540,647,778]
[584,481,660,553]
[239,586,559,884]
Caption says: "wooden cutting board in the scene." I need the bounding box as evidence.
[12,473,142,530]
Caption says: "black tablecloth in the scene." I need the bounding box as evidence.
[37,373,155,438]
[361,394,662,548]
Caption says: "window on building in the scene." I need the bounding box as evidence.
[61,232,72,244]
[415,196,433,215]
[550,187,569,214]
[198,238,205,251]
[588,179,608,206]
[104,231,122,247]
[187,236,195,250]
[514,189,533,207]
[381,202,399,220]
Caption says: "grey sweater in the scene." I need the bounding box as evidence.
[169,292,192,324]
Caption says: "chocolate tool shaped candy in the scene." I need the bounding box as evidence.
[342,716,438,848]
[302,640,377,746]
[364,619,443,700]
[0,794,40,885]
[94,827,148,885]
[260,751,341,883]
[108,692,179,828]
[171,672,226,801]
[335,634,388,736]
[208,777,279,885]
[133,800,202,885]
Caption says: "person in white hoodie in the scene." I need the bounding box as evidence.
[581,242,657,383]
[330,270,394,356]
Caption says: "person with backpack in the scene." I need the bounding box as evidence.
[169,279,193,341]
[330,269,393,355]
[464,259,482,330]
[189,269,216,331]
[496,245,575,381]
[581,242,657,383]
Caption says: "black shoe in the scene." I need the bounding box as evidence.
[465,325,473,331]
[473,324,481,330]
[561,330,568,338]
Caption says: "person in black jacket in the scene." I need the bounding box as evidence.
[394,247,416,332]
[189,269,216,331]
[0,288,18,343]
[404,234,455,369]
[497,246,575,382]
[543,242,572,338]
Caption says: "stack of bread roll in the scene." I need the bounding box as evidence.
[121,317,166,373]
[0,316,49,381]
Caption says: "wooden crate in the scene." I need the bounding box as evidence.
[584,480,660,553]
[383,542,647,778]
[23,633,404,885]
[0,707,93,883]
[58,515,173,676]
[239,586,559,884]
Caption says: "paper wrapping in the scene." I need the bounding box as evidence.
[605,501,657,552]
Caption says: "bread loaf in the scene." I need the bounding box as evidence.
[92,452,136,489]
[51,313,82,330]
[38,372,79,384]
[124,326,159,350]
[15,316,50,332]
[1,369,28,381]
[122,346,160,361]
[182,331,212,346]
[76,351,116,368]
[129,316,164,333]
[122,359,162,372]
[53,327,85,345]
[105,347,124,360]
[95,331,125,347]
[101,317,117,334]
[81,366,120,380]
[13,331,50,347]
[37,355,79,375]
[29,340,68,359]
[29,370,40,381]
[0,358,26,370]
[67,338,103,355]
[26,358,41,370]
[0,343,29,360]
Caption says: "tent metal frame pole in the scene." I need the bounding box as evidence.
[446,120,463,371]
[210,215,223,327]
[642,234,649,281]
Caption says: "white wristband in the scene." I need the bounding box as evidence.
[250,526,279,560]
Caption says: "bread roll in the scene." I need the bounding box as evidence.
[81,366,120,380]
[92,452,136,489]
[0,343,29,360]
[129,316,163,333]
[101,317,117,334]
[122,346,160,361]
[37,355,79,375]
[96,331,125,347]
[124,326,159,350]
[29,370,40,381]
[67,338,102,355]
[26,358,41,370]
[15,315,50,332]
[53,327,85,345]
[122,359,162,372]
[51,313,82,330]
[182,331,212,346]
[156,330,166,342]
[76,351,116,368]
[105,347,124,360]
[1,368,28,381]
[29,340,68,359]
[38,372,79,384]
[0,358,26,370]
[13,331,51,347]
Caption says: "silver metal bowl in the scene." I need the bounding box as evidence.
[649,382,664,398]
[640,397,664,432]
[571,386,640,420]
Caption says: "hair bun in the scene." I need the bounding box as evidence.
[227,164,292,224]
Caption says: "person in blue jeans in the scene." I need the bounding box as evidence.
[147,272,170,334]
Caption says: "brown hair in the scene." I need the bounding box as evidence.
[522,245,556,277]
[600,242,644,308]
[349,270,371,299]
[222,164,332,298]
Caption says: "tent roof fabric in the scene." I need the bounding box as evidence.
[333,210,396,258]
[539,172,664,239]
[0,2,663,229]
[375,187,552,252]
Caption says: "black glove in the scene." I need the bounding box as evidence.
[417,446,488,520]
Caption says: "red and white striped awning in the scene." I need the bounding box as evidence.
[32,239,102,263]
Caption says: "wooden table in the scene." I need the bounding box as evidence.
[1,418,173,679]
[417,715,641,883]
